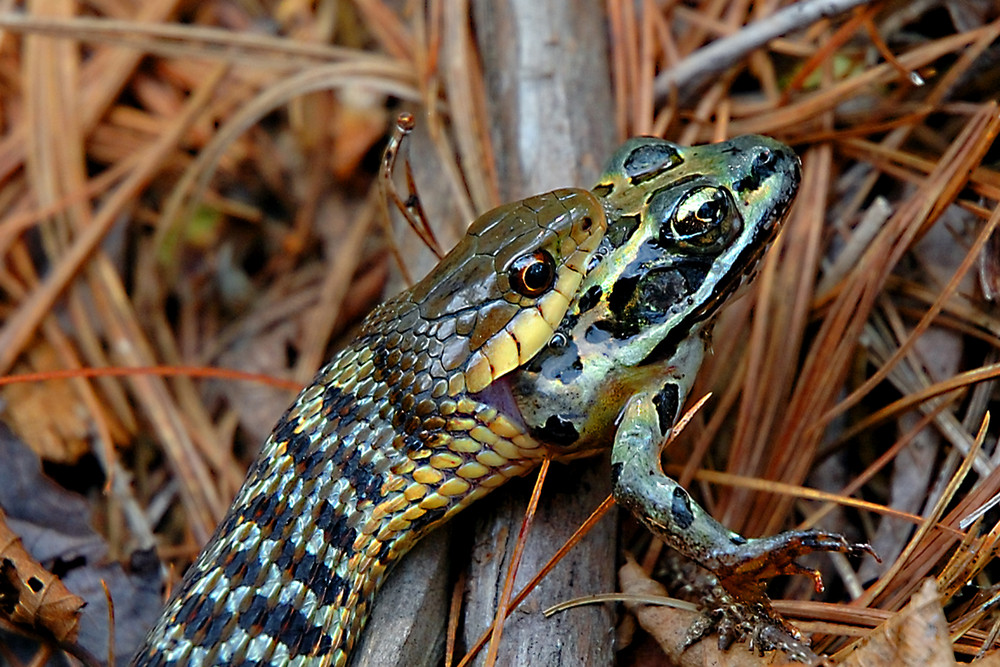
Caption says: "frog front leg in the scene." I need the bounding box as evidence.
[611,390,875,658]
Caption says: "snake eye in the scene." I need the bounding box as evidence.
[667,186,739,251]
[509,250,556,297]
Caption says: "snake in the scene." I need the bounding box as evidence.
[133,134,870,666]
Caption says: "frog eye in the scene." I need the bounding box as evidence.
[668,186,739,251]
[509,250,557,297]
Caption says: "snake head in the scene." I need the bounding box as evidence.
[364,188,608,396]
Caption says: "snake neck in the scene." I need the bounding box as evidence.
[134,321,547,666]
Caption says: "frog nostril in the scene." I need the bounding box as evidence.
[755,149,777,170]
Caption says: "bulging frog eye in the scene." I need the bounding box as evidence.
[509,250,557,297]
[668,186,739,251]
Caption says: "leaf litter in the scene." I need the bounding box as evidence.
[0,1,999,665]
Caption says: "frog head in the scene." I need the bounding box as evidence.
[508,135,801,451]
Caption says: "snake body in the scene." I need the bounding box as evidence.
[135,135,829,666]
[135,189,606,665]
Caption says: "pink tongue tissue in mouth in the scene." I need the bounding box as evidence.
[470,376,530,432]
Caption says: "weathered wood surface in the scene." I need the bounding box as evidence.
[356,3,618,665]
[463,2,618,665]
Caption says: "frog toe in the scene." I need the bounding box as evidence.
[715,529,877,590]
[681,591,818,662]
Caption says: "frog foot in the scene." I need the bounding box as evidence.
[683,587,819,662]
[684,530,877,662]
[712,529,878,596]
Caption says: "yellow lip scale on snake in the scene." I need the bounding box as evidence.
[134,135,870,666]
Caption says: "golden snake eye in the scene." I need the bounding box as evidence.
[509,250,556,297]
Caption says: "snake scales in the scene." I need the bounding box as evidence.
[135,188,606,665]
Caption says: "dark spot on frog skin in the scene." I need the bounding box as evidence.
[637,249,745,367]
[577,285,603,314]
[734,148,780,194]
[551,308,580,342]
[671,487,695,529]
[734,172,761,194]
[592,182,613,198]
[624,142,683,183]
[652,384,680,437]
[608,274,640,319]
[628,269,691,324]
[524,340,583,383]
[606,214,642,247]
[605,257,705,339]
[672,258,711,289]
[533,414,580,447]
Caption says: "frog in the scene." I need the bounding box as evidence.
[504,135,873,658]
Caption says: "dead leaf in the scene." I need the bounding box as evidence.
[619,555,799,666]
[2,343,92,463]
[0,423,162,665]
[0,507,85,643]
[841,579,954,667]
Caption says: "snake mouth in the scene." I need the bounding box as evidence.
[469,376,531,434]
